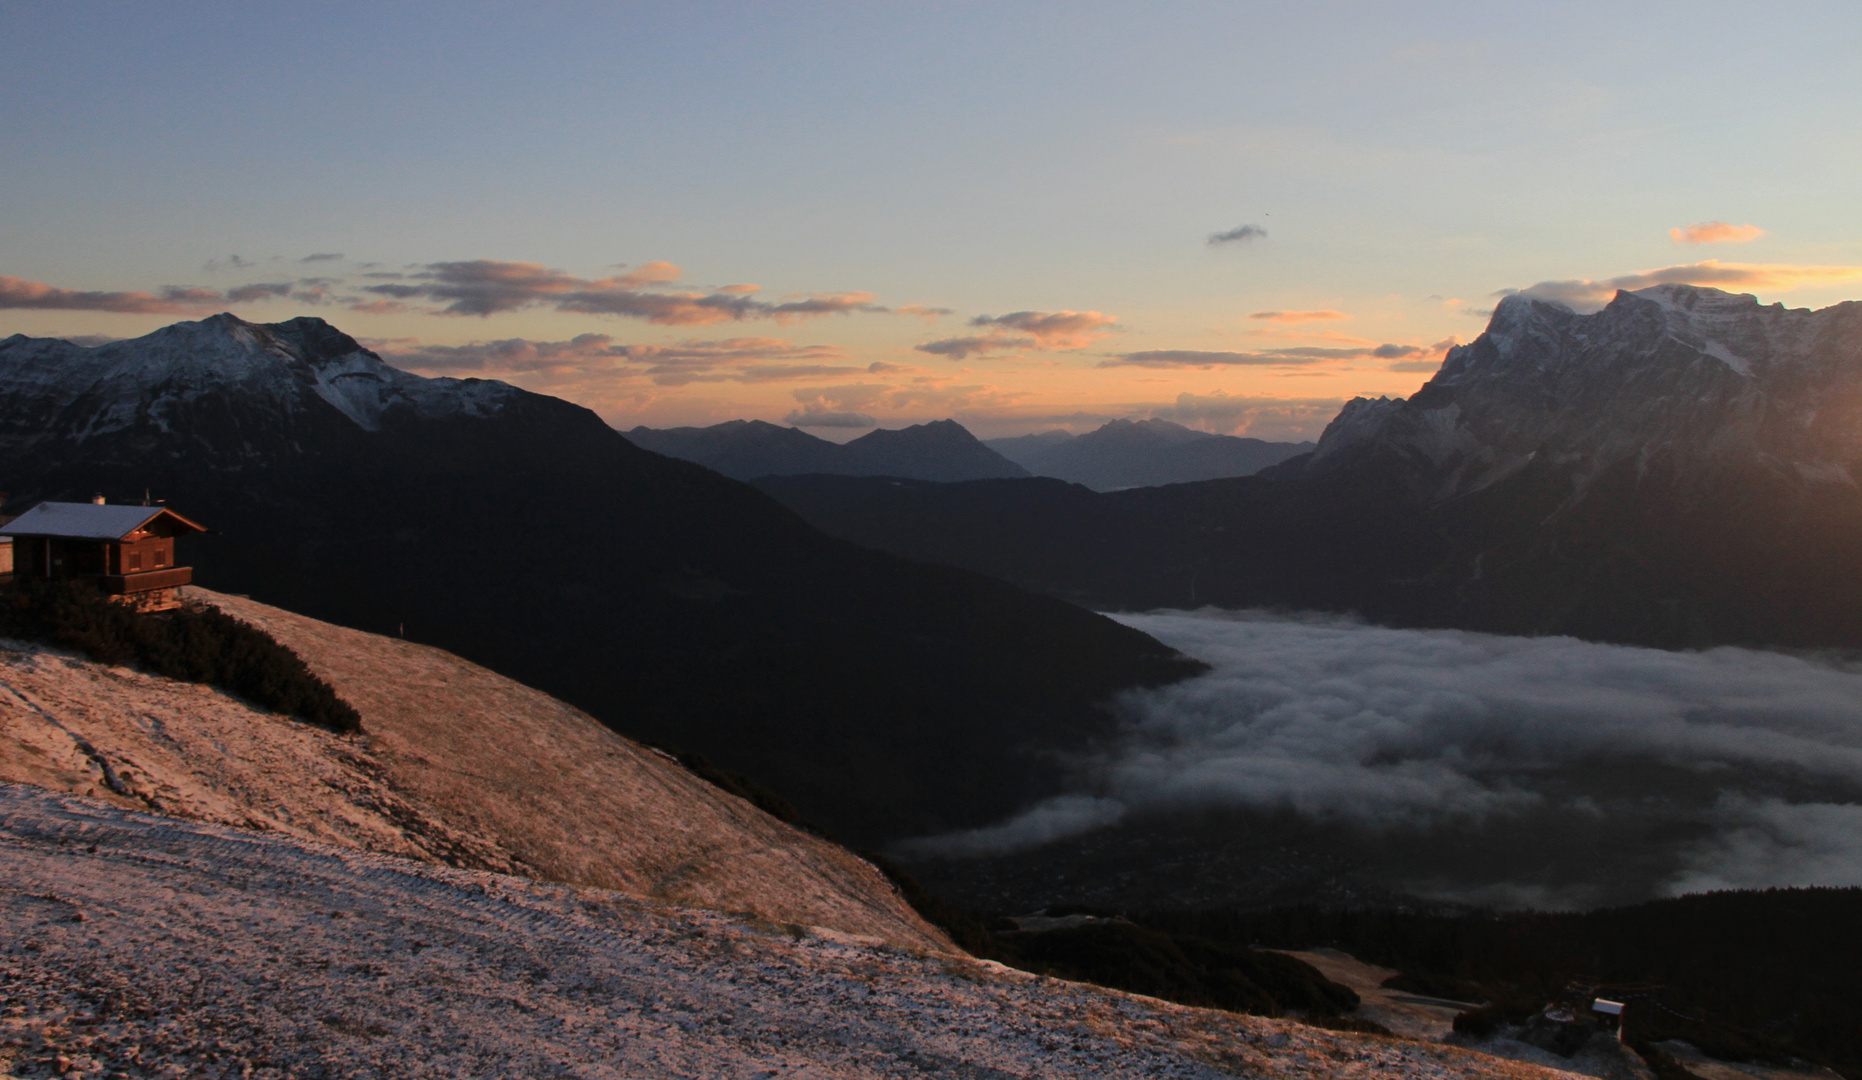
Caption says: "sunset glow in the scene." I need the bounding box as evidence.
[4,3,1859,441]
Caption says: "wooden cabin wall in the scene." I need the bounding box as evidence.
[112,537,174,574]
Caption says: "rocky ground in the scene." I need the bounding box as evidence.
[0,784,1592,1080]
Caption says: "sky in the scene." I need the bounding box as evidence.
[4,1,1861,441]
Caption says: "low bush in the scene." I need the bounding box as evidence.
[1,580,361,734]
[1307,1014,1394,1036]
[1453,1005,1504,1037]
[1630,1039,1708,1080]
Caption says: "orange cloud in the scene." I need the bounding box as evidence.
[374,333,877,389]
[1248,309,1348,324]
[917,310,1116,359]
[0,276,219,314]
[612,261,682,287]
[1151,391,1345,441]
[1670,222,1766,245]
[365,259,887,324]
[1511,261,1862,312]
[1102,337,1454,369]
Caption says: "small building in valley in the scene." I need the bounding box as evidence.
[0,498,207,611]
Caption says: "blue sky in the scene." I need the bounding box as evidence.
[5,1,1860,438]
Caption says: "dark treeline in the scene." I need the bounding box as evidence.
[1144,892,1862,1078]
[861,855,1366,1023]
[0,579,361,734]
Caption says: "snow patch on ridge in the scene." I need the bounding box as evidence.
[0,314,517,441]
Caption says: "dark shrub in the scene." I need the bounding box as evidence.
[1308,1014,1394,1036]
[1630,1040,1708,1080]
[1,580,361,734]
[1454,1005,1504,1037]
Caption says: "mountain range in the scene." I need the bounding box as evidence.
[0,314,1201,847]
[624,418,1029,481]
[986,418,1313,490]
[756,285,1862,649]
[625,415,1310,490]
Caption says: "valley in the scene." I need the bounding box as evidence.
[3,292,1861,1078]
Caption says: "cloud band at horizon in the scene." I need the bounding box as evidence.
[898,610,1862,899]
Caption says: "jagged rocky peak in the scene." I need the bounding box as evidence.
[0,312,516,441]
[1306,285,1862,503]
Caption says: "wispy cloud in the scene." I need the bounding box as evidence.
[362,259,890,324]
[1208,224,1268,246]
[224,282,294,303]
[917,310,1117,359]
[1249,309,1346,324]
[347,299,410,315]
[611,260,682,287]
[0,276,221,315]
[1508,261,1862,312]
[299,252,345,263]
[1670,221,1766,245]
[783,403,877,428]
[1102,339,1445,368]
[374,332,872,388]
[780,379,1021,426]
[1152,391,1343,441]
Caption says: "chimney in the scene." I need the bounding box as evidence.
[92,494,106,505]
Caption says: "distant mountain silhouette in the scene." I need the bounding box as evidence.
[0,315,1201,846]
[986,419,1311,490]
[626,418,1028,482]
[759,286,1862,649]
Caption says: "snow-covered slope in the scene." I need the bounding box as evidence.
[1306,285,1862,507]
[0,586,942,950]
[0,314,513,459]
[0,782,1586,1080]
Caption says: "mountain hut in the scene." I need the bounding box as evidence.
[0,498,206,612]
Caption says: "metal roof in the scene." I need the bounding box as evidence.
[0,502,205,541]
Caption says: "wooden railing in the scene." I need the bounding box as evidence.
[97,566,192,594]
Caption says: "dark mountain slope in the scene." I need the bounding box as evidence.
[986,419,1312,490]
[753,468,1440,617]
[623,419,846,478]
[0,315,1200,845]
[759,286,1862,648]
[839,419,1029,481]
[623,417,1027,482]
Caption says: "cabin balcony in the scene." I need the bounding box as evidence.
[97,566,192,594]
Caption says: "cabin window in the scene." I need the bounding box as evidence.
[154,549,166,567]
[128,552,142,571]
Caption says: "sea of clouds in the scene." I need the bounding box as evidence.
[907,610,1862,896]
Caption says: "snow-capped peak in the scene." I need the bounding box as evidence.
[1306,285,1862,506]
[0,313,515,441]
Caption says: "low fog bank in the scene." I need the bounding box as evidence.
[900,611,1862,906]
